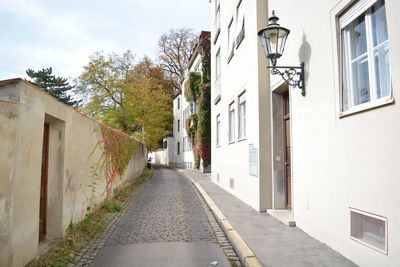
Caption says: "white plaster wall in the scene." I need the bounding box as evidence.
[170,95,183,166]
[0,80,147,267]
[268,0,400,266]
[210,0,270,211]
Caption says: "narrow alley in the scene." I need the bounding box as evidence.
[86,167,234,267]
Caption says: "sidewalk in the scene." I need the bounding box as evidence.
[180,169,357,267]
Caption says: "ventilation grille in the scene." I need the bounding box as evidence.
[229,178,235,189]
[350,208,387,254]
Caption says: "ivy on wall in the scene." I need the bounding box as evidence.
[184,36,211,169]
[93,124,138,198]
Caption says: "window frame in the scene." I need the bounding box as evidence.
[227,18,235,63]
[238,91,246,140]
[235,0,245,48]
[216,114,221,147]
[214,48,222,104]
[229,101,236,144]
[339,0,394,116]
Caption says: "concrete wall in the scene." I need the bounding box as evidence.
[0,79,147,267]
[210,0,270,211]
[269,0,400,266]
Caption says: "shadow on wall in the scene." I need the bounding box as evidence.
[298,32,312,89]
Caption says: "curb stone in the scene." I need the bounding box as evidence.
[177,169,263,267]
[188,172,243,267]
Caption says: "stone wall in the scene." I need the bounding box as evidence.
[0,79,147,267]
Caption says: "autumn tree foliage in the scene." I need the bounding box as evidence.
[76,51,173,150]
[158,28,197,91]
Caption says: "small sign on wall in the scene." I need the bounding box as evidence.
[249,143,258,177]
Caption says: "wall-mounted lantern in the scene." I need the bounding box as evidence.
[258,11,305,96]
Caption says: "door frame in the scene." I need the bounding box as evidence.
[39,123,50,241]
[283,92,292,208]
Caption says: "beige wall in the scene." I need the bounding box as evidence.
[0,80,147,267]
[269,0,400,266]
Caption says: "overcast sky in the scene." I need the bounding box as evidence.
[0,0,211,80]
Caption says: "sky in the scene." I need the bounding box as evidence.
[0,0,211,80]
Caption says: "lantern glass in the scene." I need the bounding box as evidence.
[258,12,290,66]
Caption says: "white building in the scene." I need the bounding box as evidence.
[210,0,400,266]
[159,32,211,172]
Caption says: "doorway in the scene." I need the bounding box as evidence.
[283,93,291,208]
[39,123,50,241]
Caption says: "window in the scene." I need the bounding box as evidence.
[238,92,246,139]
[183,137,186,152]
[229,102,235,143]
[340,0,391,113]
[177,119,180,132]
[194,61,201,72]
[227,19,235,62]
[213,0,221,43]
[214,49,221,103]
[177,142,180,155]
[216,114,221,147]
[236,0,245,47]
[183,107,190,128]
[191,102,197,114]
[177,98,180,109]
[188,138,192,151]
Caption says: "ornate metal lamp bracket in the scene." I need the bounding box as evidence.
[268,62,305,96]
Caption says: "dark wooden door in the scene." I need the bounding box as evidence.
[39,123,50,241]
[283,93,292,208]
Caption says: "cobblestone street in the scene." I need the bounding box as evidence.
[87,167,236,267]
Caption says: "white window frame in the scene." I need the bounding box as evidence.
[214,48,222,104]
[227,18,235,63]
[229,102,236,143]
[235,0,245,48]
[216,114,221,147]
[339,0,393,116]
[238,91,246,140]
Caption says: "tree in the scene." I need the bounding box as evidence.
[158,28,197,91]
[26,67,79,106]
[75,51,135,132]
[76,51,173,150]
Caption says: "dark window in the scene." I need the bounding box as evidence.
[177,142,180,155]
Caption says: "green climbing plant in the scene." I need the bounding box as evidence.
[183,35,211,169]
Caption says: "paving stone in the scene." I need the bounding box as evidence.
[73,167,243,267]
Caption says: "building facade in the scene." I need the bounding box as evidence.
[210,0,400,266]
[164,31,211,173]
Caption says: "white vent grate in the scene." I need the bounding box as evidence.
[350,208,387,254]
[229,178,235,189]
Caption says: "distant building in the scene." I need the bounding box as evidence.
[159,31,211,173]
